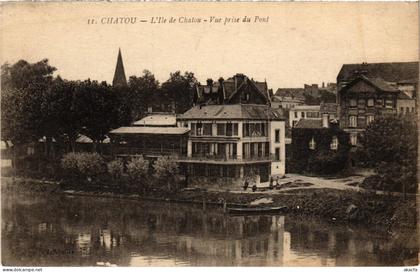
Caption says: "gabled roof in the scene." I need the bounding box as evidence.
[178,104,285,120]
[337,62,419,83]
[110,127,190,135]
[339,75,399,94]
[397,91,414,100]
[294,119,323,129]
[195,74,270,105]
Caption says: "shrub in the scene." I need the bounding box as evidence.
[153,156,179,192]
[107,159,125,189]
[61,152,105,182]
[126,156,149,189]
[307,149,348,175]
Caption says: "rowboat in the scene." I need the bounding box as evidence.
[227,206,287,215]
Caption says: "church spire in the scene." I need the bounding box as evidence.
[112,48,127,87]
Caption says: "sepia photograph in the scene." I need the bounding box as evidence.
[0,1,419,268]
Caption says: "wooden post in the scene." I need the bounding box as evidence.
[223,200,227,213]
[202,198,206,211]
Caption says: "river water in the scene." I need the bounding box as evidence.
[2,191,418,266]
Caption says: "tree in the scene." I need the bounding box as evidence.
[161,71,198,113]
[1,59,56,146]
[361,115,417,196]
[74,80,123,150]
[153,156,179,192]
[128,70,159,119]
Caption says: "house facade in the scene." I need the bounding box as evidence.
[290,116,350,174]
[177,104,286,187]
[337,62,418,146]
[289,105,321,128]
[109,114,189,159]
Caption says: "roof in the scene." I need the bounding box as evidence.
[178,104,285,120]
[291,105,320,111]
[337,62,419,83]
[109,126,190,135]
[397,91,414,100]
[195,74,270,104]
[275,88,306,100]
[76,134,111,144]
[340,75,399,94]
[112,48,127,87]
[321,103,337,113]
[294,119,323,129]
[133,114,177,126]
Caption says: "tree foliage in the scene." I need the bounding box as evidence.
[360,115,417,193]
[161,71,197,114]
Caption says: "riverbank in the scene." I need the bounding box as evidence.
[2,176,417,229]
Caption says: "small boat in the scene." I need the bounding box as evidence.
[227,206,287,215]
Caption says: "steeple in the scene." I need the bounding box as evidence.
[112,48,127,87]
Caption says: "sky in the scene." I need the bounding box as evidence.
[1,2,418,89]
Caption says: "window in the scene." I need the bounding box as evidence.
[307,112,320,118]
[191,123,196,136]
[202,123,212,136]
[217,123,225,136]
[406,107,410,114]
[350,134,358,146]
[309,137,316,150]
[330,136,338,150]
[275,129,280,143]
[358,99,366,108]
[366,115,375,126]
[226,123,233,136]
[275,148,280,161]
[349,116,357,128]
[301,112,305,118]
[367,99,374,107]
[385,99,394,109]
[243,123,249,137]
[400,107,404,113]
[412,107,415,113]
[294,111,298,118]
[350,99,357,107]
[233,123,238,136]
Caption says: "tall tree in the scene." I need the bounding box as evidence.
[128,70,159,119]
[1,59,56,146]
[361,115,417,195]
[161,71,197,114]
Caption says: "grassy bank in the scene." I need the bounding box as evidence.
[2,176,416,229]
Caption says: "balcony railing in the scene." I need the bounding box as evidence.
[178,154,278,162]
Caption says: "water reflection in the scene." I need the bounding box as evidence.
[2,192,417,266]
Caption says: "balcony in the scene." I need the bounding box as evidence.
[177,154,277,164]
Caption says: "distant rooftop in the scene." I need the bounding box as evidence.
[294,119,323,129]
[291,105,320,111]
[338,62,419,83]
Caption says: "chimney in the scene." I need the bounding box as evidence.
[322,113,329,128]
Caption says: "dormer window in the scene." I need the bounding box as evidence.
[330,136,338,150]
[309,137,316,150]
